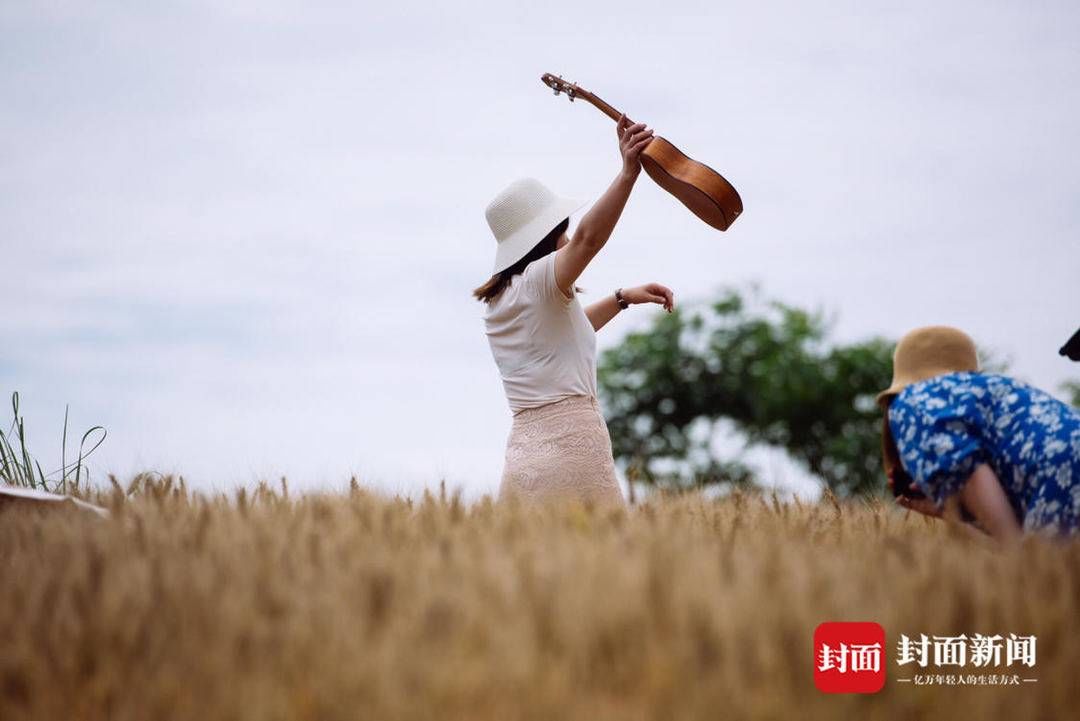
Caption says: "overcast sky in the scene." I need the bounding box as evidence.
[3,1,1078,499]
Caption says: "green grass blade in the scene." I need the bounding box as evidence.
[61,404,69,495]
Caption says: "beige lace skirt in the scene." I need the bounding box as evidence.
[499,395,625,506]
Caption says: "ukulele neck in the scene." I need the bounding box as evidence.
[578,90,624,124]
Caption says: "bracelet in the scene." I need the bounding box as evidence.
[615,288,630,310]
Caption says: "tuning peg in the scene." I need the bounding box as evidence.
[552,86,560,95]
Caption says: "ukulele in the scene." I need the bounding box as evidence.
[541,73,743,231]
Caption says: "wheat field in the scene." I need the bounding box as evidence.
[0,477,1077,721]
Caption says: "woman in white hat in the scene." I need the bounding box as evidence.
[475,116,673,506]
[879,326,1080,541]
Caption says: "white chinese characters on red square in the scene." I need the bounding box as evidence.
[814,622,886,694]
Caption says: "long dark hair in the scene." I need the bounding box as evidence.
[473,219,569,303]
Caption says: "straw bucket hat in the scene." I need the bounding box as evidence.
[484,178,586,275]
[876,326,980,408]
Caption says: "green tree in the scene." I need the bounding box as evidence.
[598,287,894,496]
[1061,380,1080,408]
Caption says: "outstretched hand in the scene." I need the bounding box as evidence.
[616,114,654,178]
[622,283,675,312]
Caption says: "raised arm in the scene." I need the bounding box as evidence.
[585,284,675,332]
[554,115,653,295]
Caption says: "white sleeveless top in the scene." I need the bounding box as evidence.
[484,252,598,413]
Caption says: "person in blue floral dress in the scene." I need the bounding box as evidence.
[878,326,1080,540]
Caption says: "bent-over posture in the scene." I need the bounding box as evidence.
[879,326,1080,542]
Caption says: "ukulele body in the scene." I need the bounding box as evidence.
[640,137,742,231]
[541,73,744,232]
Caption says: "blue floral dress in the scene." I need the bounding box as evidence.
[888,372,1080,535]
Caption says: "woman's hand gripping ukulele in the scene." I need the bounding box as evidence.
[581,114,675,332]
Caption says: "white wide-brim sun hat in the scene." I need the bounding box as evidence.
[485,177,587,275]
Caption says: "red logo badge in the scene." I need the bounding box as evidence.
[814,622,886,693]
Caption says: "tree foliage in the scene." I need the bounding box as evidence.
[1061,380,1080,409]
[598,287,894,496]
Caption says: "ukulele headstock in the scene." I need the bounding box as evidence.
[541,73,583,102]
